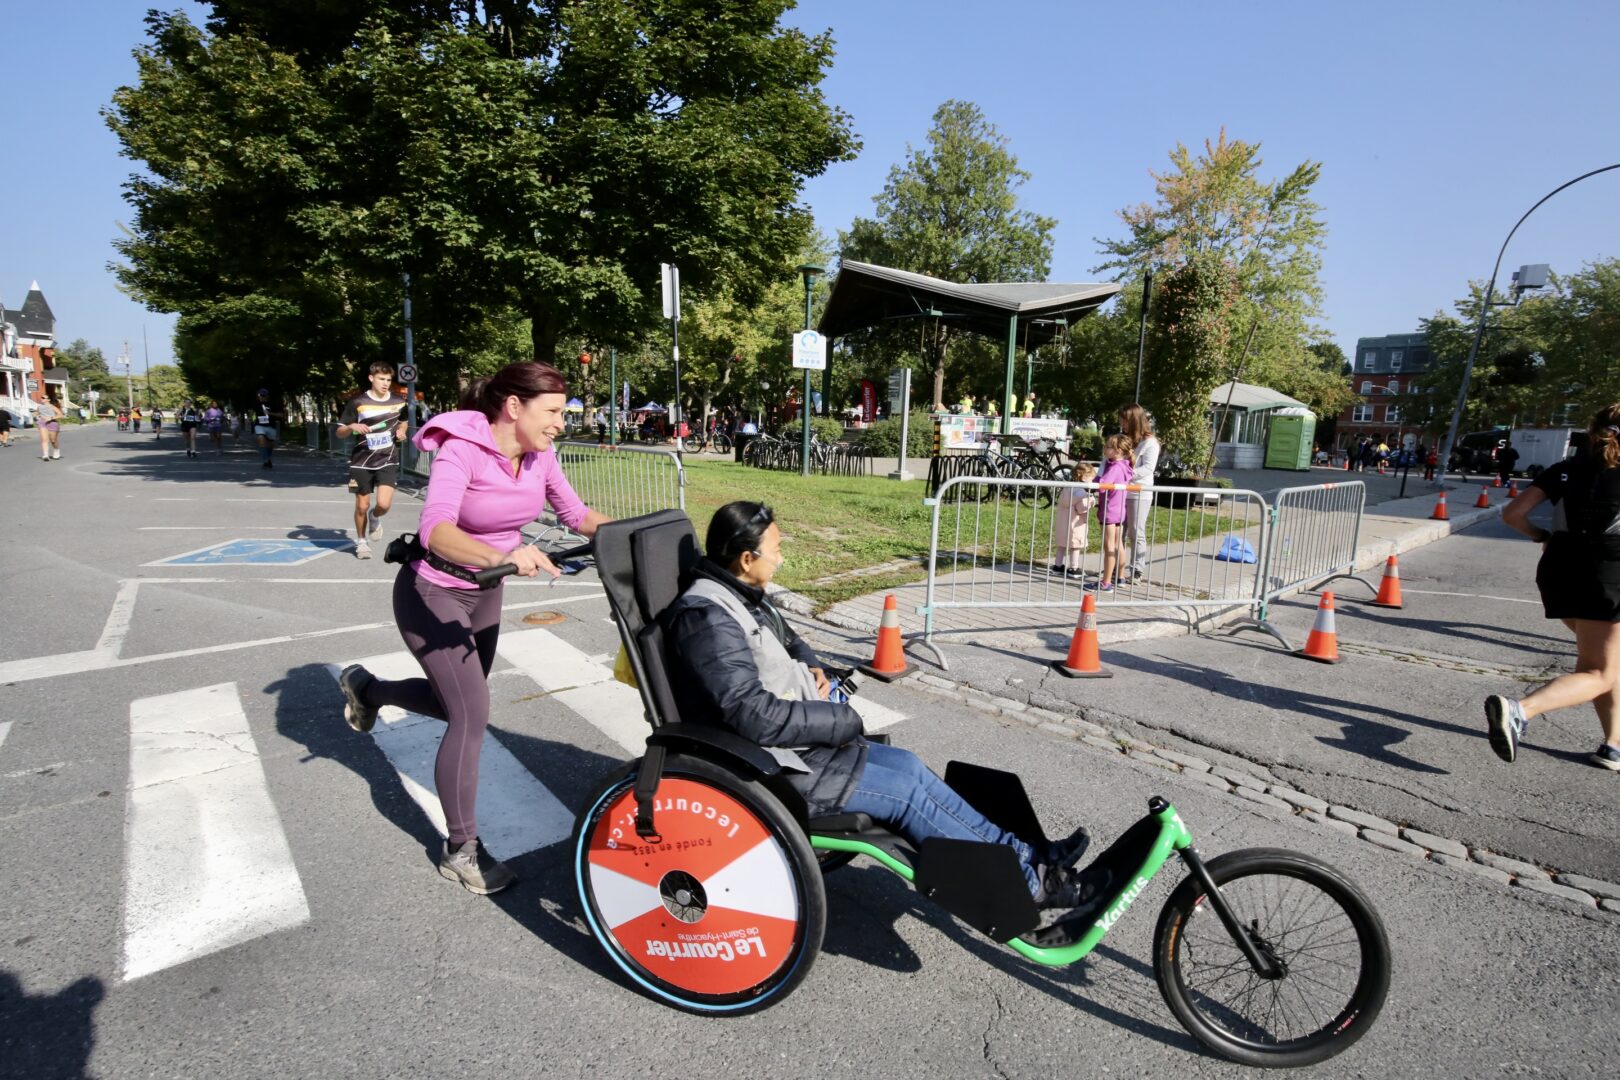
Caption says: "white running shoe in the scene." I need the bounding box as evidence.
[355,539,372,560]
[367,510,383,541]
[51,450,60,460]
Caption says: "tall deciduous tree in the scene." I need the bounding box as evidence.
[841,100,1055,410]
[107,2,856,404]
[1097,130,1329,470]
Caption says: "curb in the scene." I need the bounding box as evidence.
[901,671,1620,917]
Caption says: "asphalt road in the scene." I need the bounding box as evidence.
[2,426,1616,1079]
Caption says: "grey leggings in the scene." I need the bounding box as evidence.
[362,566,503,845]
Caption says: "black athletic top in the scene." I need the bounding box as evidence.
[340,390,407,470]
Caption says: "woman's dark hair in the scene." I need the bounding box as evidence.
[458,361,568,420]
[706,501,774,567]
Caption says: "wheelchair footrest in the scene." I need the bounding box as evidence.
[1018,813,1166,949]
[914,838,1040,944]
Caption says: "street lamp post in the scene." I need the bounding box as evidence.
[797,264,823,478]
[1434,162,1620,487]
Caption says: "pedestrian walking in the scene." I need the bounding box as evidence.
[150,407,163,438]
[1052,462,1098,576]
[337,362,408,560]
[335,360,611,894]
[178,400,200,457]
[1090,434,1135,592]
[1118,403,1160,581]
[252,389,283,469]
[131,406,142,433]
[1496,440,1520,487]
[1485,404,1620,770]
[35,397,62,460]
[0,406,11,448]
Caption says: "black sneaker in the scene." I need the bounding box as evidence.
[1044,826,1091,869]
[1485,695,1527,763]
[1035,862,1112,909]
[439,838,514,895]
[1591,744,1620,772]
[338,664,378,733]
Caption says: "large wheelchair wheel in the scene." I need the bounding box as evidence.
[574,753,826,1014]
[1152,848,1391,1068]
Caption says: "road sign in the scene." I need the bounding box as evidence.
[887,368,905,401]
[660,263,680,321]
[791,330,826,371]
[25,377,38,392]
[398,363,417,383]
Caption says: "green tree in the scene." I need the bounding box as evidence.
[1097,131,1329,469]
[143,364,194,410]
[51,339,123,398]
[108,2,857,407]
[841,100,1055,411]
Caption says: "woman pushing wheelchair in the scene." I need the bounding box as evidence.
[663,500,1106,911]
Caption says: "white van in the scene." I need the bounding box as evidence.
[1508,426,1588,478]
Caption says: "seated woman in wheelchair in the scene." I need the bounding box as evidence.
[663,500,1106,910]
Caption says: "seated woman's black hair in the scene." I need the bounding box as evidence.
[706,501,775,567]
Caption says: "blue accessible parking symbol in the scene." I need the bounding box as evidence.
[149,538,353,566]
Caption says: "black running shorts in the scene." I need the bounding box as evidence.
[348,465,399,495]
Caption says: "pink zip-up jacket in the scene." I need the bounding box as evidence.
[1096,457,1134,526]
[413,410,589,590]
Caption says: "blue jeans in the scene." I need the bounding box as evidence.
[842,742,1040,895]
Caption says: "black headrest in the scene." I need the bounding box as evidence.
[593,510,702,640]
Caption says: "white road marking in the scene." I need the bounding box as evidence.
[848,694,907,733]
[95,579,142,654]
[497,629,649,756]
[123,683,310,981]
[1401,589,1540,605]
[138,526,317,531]
[328,654,573,860]
[0,721,10,754]
[0,589,604,685]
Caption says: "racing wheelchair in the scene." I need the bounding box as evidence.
[569,511,1391,1068]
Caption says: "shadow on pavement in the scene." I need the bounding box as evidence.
[0,971,104,1080]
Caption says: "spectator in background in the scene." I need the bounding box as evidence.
[1117,403,1160,582]
[1497,440,1520,486]
[0,405,12,447]
[1090,434,1136,593]
[1052,462,1098,577]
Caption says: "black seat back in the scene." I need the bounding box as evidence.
[592,510,702,729]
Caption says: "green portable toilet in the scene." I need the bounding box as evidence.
[1265,408,1316,470]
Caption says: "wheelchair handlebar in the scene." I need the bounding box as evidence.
[473,541,594,588]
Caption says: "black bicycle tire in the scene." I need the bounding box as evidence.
[1152,848,1390,1068]
[575,754,827,1015]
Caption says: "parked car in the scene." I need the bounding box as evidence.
[1448,427,1510,474]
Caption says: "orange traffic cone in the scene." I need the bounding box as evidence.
[1296,591,1342,664]
[859,594,915,682]
[1370,555,1403,609]
[1492,474,1502,488]
[1052,592,1112,679]
[1508,479,1519,497]
[1475,486,1491,509]
[1430,492,1449,520]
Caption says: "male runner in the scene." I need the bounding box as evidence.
[150,407,164,438]
[337,362,408,559]
[253,389,284,468]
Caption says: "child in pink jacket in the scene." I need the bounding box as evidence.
[1092,434,1136,591]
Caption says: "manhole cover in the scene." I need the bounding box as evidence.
[522,611,567,626]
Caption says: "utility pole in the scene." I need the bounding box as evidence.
[120,341,133,408]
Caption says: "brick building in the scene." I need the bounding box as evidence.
[1,281,62,417]
[1335,331,1433,453]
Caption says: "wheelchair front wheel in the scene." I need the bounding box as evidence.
[574,753,826,1014]
[1153,848,1391,1068]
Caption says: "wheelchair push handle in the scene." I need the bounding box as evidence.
[473,541,594,588]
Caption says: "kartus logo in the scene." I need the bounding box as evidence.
[1097,875,1149,932]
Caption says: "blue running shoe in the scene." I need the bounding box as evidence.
[1590,744,1620,772]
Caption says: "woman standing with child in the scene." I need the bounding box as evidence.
[1118,404,1160,581]
[1091,434,1135,592]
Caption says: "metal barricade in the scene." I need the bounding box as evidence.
[545,443,685,537]
[916,475,1277,668]
[1258,481,1372,639]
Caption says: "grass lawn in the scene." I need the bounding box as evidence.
[676,458,1246,611]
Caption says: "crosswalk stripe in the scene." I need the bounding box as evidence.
[329,653,574,861]
[123,683,310,982]
[497,629,650,756]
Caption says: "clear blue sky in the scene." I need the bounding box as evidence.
[6,1,1617,371]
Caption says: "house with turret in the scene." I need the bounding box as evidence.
[1,281,62,418]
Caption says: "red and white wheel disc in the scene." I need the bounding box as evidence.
[586,778,801,996]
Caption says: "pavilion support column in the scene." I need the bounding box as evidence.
[1002,314,1017,436]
